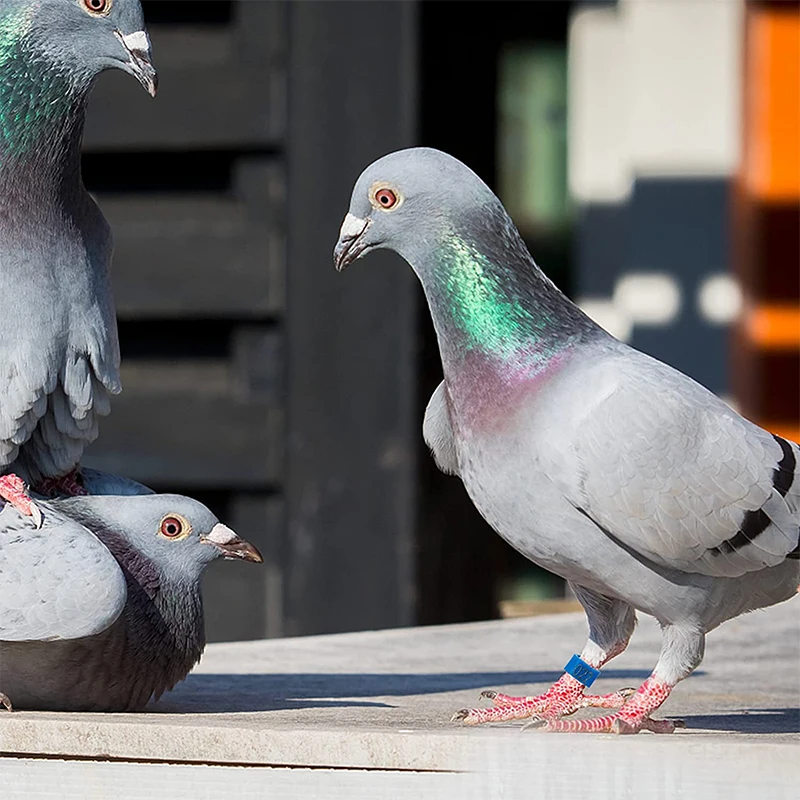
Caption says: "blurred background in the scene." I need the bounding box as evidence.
[81,0,799,641]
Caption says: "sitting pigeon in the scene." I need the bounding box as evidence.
[0,0,157,522]
[334,148,800,734]
[0,493,262,712]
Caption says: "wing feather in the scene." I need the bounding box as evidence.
[0,504,126,641]
[565,352,799,578]
[1,349,115,483]
[423,381,460,476]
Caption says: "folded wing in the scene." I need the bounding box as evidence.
[0,506,126,641]
[569,354,799,578]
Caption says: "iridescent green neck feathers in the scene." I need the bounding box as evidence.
[425,231,591,367]
[438,235,540,358]
[0,6,82,163]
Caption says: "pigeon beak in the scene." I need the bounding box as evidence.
[334,214,372,271]
[201,523,263,563]
[114,29,158,97]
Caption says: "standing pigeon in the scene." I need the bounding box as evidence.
[0,492,262,712]
[0,0,157,521]
[334,148,800,734]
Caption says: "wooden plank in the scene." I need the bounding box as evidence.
[283,1,418,636]
[101,172,285,319]
[83,358,282,488]
[84,25,284,149]
[0,757,463,800]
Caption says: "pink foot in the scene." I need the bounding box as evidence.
[452,673,636,725]
[35,468,87,498]
[0,474,42,527]
[526,676,683,734]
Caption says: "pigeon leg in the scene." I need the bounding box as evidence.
[0,474,42,527]
[453,590,637,725]
[35,467,87,498]
[529,624,705,734]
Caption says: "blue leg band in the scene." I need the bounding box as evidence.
[563,654,600,688]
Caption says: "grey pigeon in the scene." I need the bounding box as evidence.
[0,0,156,520]
[334,148,800,734]
[0,493,262,712]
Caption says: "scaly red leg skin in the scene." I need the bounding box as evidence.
[35,467,87,498]
[529,676,683,734]
[452,673,635,725]
[0,473,42,526]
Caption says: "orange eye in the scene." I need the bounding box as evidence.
[375,188,398,209]
[83,0,110,16]
[160,516,185,538]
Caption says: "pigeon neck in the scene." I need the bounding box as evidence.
[121,550,206,691]
[0,30,88,210]
[413,228,600,433]
[418,231,594,376]
[93,528,207,678]
[122,572,206,703]
[152,576,207,664]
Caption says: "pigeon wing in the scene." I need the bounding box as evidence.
[80,467,154,496]
[423,381,460,476]
[0,506,127,642]
[564,353,799,578]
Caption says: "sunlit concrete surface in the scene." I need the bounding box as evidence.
[1,598,797,798]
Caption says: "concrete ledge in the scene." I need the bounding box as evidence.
[1,600,798,798]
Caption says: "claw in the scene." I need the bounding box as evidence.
[451,709,470,722]
[619,687,637,699]
[611,717,638,735]
[29,501,43,529]
[480,690,498,700]
[0,692,13,712]
[636,717,685,733]
[521,718,547,731]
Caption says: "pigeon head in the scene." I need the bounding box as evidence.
[54,494,263,580]
[334,148,598,382]
[4,0,157,96]
[0,0,156,164]
[334,148,508,272]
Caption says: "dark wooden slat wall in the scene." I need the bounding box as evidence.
[284,1,419,636]
[81,1,419,640]
[83,1,286,642]
[83,6,285,150]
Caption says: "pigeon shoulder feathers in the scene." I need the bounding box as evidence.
[555,350,799,578]
[423,380,460,476]
[0,506,126,642]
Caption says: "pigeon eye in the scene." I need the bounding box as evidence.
[374,188,398,210]
[83,0,111,16]
[159,516,189,539]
